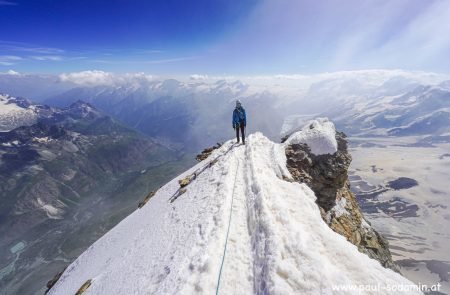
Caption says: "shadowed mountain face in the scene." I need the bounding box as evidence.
[0,99,195,295]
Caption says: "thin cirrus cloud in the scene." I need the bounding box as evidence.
[0,41,171,65]
[0,53,64,65]
[0,41,64,54]
[370,0,450,68]
[325,0,450,71]
[145,56,199,64]
[208,0,450,73]
[89,55,199,65]
[30,55,63,61]
[0,55,22,66]
[0,41,89,66]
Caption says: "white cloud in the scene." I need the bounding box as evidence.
[6,69,20,75]
[273,74,309,80]
[59,70,115,85]
[53,69,450,97]
[190,74,209,80]
[59,70,154,86]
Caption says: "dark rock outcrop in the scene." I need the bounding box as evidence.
[195,143,222,162]
[44,267,67,294]
[179,176,192,188]
[138,191,155,209]
[285,131,398,271]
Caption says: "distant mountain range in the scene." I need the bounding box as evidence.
[1,69,450,294]
[326,83,450,139]
[0,96,194,295]
[45,76,449,153]
[44,79,282,151]
[278,75,450,144]
[2,71,449,149]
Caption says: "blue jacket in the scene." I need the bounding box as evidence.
[232,106,246,128]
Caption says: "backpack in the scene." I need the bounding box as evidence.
[236,108,245,121]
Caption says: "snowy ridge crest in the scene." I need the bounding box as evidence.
[47,130,420,295]
[284,117,338,155]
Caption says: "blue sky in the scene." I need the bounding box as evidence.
[1,0,449,75]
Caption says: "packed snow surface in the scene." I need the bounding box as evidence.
[49,131,420,295]
[284,118,338,155]
[280,114,317,138]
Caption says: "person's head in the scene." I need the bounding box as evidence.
[236,99,242,108]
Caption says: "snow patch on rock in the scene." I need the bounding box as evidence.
[284,118,338,155]
[36,198,64,219]
[280,114,317,139]
[325,197,350,224]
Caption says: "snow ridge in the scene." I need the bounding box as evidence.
[48,132,420,295]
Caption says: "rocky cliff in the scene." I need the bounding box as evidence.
[284,130,397,271]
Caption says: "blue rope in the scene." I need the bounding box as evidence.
[215,159,240,295]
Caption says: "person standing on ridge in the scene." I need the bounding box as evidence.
[232,99,246,144]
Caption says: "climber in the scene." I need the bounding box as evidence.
[232,99,246,144]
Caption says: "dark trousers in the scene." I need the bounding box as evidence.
[235,122,245,143]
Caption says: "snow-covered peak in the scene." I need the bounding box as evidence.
[66,100,100,118]
[0,93,38,131]
[284,118,338,155]
[47,133,419,295]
